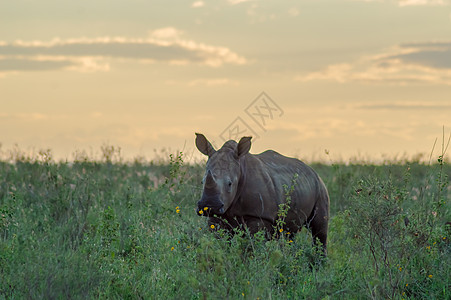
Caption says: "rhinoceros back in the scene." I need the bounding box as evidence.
[253,150,327,226]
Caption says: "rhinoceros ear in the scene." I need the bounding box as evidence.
[195,133,216,157]
[237,136,252,158]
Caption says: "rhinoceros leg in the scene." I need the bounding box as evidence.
[208,216,274,238]
[208,216,237,232]
[308,199,329,256]
[244,216,274,237]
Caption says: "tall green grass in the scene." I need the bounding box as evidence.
[0,148,449,299]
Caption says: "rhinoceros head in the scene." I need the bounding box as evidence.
[195,133,251,216]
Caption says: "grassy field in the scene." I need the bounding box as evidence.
[0,147,450,299]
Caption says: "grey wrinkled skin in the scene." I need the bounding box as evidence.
[195,133,330,255]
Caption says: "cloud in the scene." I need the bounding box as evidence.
[391,41,451,68]
[187,78,239,86]
[0,112,50,121]
[398,0,448,6]
[288,7,300,17]
[295,41,451,85]
[354,102,451,110]
[246,3,276,23]
[0,28,246,74]
[148,27,183,40]
[353,0,449,6]
[191,1,205,8]
[227,0,255,5]
[0,58,73,71]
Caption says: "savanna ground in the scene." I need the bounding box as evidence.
[0,145,450,299]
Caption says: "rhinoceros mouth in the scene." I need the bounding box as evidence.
[197,205,224,216]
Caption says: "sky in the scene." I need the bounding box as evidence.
[1,0,451,163]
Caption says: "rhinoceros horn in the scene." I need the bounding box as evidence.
[205,170,216,189]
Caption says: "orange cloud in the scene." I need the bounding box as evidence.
[0,28,246,74]
[295,41,451,85]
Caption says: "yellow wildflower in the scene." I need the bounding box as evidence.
[199,210,203,215]
[399,267,402,271]
[210,224,215,229]
[171,247,174,251]
[288,240,293,243]
[405,283,408,287]
[176,209,180,214]
[279,228,283,233]
[428,274,433,278]
[204,207,208,211]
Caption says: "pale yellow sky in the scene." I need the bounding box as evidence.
[1,0,450,162]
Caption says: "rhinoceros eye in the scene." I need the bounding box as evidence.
[228,180,232,187]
